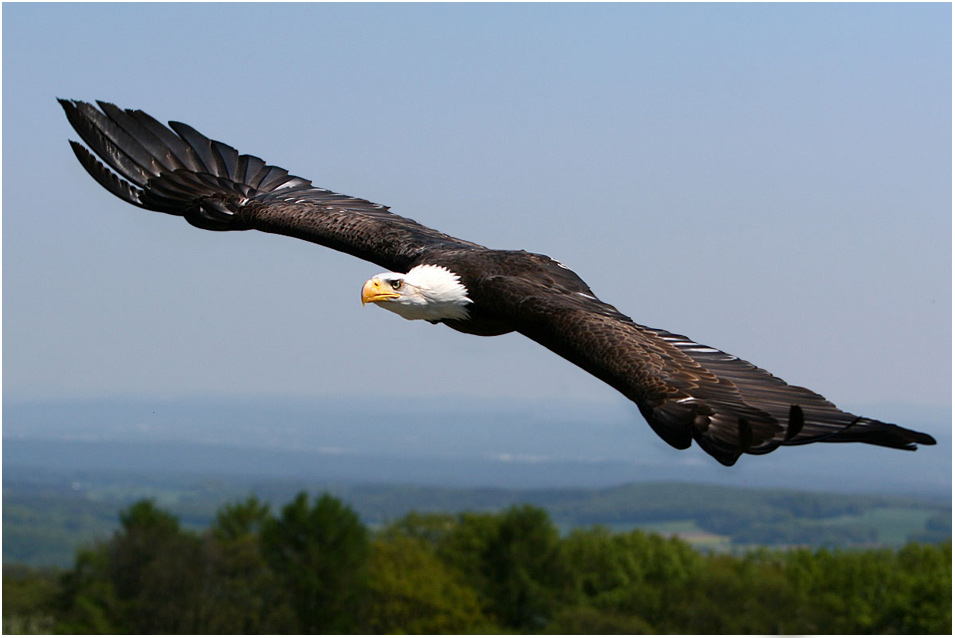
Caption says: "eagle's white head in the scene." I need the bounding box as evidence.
[361,264,471,322]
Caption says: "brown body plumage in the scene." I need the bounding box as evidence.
[59,99,936,465]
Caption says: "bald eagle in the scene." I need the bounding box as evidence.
[59,99,936,466]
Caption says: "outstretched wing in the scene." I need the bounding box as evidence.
[481,265,936,466]
[59,99,481,273]
[62,100,936,466]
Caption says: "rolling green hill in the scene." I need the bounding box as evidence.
[4,466,949,567]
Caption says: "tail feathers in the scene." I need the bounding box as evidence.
[59,99,311,224]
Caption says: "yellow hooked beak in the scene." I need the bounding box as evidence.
[361,277,401,305]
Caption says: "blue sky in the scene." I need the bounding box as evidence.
[3,4,951,420]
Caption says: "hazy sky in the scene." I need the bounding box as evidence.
[3,4,951,417]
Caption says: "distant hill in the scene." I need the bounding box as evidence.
[4,396,950,566]
[4,465,950,567]
[3,396,951,496]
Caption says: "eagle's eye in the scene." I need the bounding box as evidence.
[391,279,403,290]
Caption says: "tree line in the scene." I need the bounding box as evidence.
[3,491,950,634]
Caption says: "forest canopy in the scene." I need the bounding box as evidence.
[3,491,951,634]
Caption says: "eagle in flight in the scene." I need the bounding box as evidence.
[59,99,936,466]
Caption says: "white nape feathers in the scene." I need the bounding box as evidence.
[365,264,472,322]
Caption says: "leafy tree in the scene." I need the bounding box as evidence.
[477,505,571,630]
[561,526,641,599]
[55,545,124,634]
[34,491,954,636]
[194,496,296,633]
[559,526,704,631]
[780,541,952,634]
[108,500,207,633]
[55,500,202,633]
[667,553,816,634]
[399,507,575,630]
[877,541,951,634]
[212,494,271,542]
[360,536,491,633]
[435,510,501,584]
[260,491,369,633]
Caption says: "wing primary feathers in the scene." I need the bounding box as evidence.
[236,154,267,185]
[211,140,241,183]
[124,108,202,172]
[62,99,484,274]
[60,100,148,186]
[95,101,170,177]
[68,140,145,207]
[167,121,223,175]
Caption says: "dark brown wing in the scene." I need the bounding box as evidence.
[59,99,481,273]
[479,263,936,466]
[61,100,936,466]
